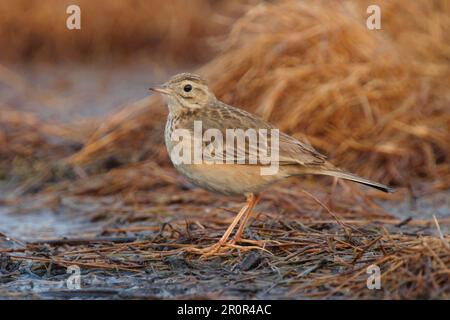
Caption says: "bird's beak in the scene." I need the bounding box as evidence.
[149,86,171,95]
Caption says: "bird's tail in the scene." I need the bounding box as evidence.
[303,168,394,193]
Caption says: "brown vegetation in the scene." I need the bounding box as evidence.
[0,0,254,63]
[64,0,450,190]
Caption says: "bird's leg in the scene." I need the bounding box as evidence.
[186,200,251,257]
[217,201,250,245]
[232,194,260,244]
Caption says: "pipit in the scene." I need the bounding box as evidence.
[150,73,393,256]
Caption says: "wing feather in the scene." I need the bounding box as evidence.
[176,102,326,167]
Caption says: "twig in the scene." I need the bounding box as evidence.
[29,236,139,246]
[432,215,450,251]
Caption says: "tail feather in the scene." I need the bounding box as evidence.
[308,169,395,193]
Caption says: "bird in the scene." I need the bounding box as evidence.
[149,72,393,256]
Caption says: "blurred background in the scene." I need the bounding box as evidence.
[1,0,449,189]
[0,0,449,299]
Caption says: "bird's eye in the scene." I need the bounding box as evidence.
[183,84,192,92]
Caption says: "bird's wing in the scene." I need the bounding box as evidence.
[178,102,326,166]
[278,132,327,166]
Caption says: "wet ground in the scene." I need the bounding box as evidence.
[0,188,449,299]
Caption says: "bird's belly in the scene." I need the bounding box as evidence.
[173,163,284,196]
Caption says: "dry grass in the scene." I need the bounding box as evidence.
[68,0,450,190]
[0,0,255,63]
[1,183,448,299]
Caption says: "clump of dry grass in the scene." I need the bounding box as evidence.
[0,0,255,63]
[68,0,450,191]
[0,106,96,192]
[200,0,450,186]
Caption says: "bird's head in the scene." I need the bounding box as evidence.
[149,73,216,113]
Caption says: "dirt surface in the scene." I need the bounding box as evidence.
[0,185,449,299]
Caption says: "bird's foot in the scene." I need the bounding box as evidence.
[184,239,269,258]
[183,241,228,258]
[228,238,271,254]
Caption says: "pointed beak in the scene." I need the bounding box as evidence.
[149,86,171,95]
